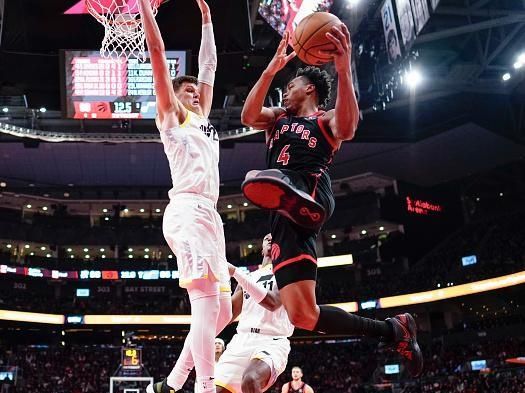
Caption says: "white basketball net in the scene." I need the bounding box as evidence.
[86,0,160,62]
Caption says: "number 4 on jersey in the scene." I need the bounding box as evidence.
[277,144,291,165]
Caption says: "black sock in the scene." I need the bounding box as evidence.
[313,305,394,340]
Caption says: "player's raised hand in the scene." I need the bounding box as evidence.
[227,262,237,277]
[195,0,211,23]
[322,24,352,73]
[265,31,296,76]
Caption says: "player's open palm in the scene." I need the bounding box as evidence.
[323,24,352,73]
[266,31,296,76]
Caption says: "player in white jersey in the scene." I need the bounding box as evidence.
[138,1,232,392]
[215,234,294,393]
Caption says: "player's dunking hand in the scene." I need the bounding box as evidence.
[195,0,211,23]
[322,24,352,73]
[265,31,296,76]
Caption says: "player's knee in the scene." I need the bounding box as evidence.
[241,371,262,393]
[286,306,317,330]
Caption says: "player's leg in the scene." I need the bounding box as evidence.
[241,359,272,393]
[165,211,232,391]
[272,214,423,376]
[215,334,252,393]
[186,279,221,393]
[245,336,290,393]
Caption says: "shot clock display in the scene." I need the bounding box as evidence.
[121,347,142,370]
[62,50,188,119]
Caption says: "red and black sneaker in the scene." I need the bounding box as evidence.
[242,169,326,230]
[385,313,423,377]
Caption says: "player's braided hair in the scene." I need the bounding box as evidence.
[172,75,199,92]
[295,66,332,108]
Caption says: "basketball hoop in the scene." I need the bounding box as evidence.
[86,0,163,62]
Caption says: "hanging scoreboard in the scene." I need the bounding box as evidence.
[62,50,189,119]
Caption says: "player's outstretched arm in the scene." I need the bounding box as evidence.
[195,0,215,118]
[230,285,244,323]
[228,263,281,311]
[138,0,181,126]
[322,24,359,141]
[241,32,295,134]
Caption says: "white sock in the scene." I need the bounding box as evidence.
[188,291,220,393]
[167,290,232,389]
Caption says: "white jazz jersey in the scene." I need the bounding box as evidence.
[159,110,220,203]
[237,265,294,338]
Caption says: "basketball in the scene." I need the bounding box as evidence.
[291,12,342,66]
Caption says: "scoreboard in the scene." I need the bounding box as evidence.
[121,347,142,370]
[62,50,188,119]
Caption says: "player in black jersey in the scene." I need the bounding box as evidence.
[241,27,423,377]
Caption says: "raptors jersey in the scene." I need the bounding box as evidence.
[287,382,306,393]
[159,110,220,203]
[236,265,294,337]
[267,111,339,179]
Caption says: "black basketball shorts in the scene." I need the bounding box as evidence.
[270,169,335,289]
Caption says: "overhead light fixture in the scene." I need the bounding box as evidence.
[104,217,109,221]
[0,182,6,188]
[101,255,106,259]
[379,226,385,231]
[24,244,30,249]
[502,72,511,81]
[30,252,35,256]
[139,208,145,213]
[128,255,133,259]
[26,204,32,209]
[70,255,74,259]
[102,208,108,213]
[145,255,150,259]
[227,204,233,209]
[41,246,46,251]
[46,254,51,258]
[155,208,161,213]
[145,248,150,252]
[247,244,253,249]
[243,202,248,207]
[331,234,337,239]
[42,206,48,211]
[168,254,173,259]
[6,244,12,249]
[128,248,133,252]
[361,229,367,235]
[123,208,129,213]
[39,107,47,113]
[67,248,73,252]
[85,254,90,259]
[1,107,8,113]
[83,248,89,252]
[405,69,423,89]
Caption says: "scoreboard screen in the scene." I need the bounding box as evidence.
[62,50,189,119]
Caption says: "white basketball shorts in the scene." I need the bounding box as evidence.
[215,333,291,393]
[163,193,230,293]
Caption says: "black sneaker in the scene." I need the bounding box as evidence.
[242,169,326,230]
[385,313,423,377]
[146,378,177,393]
